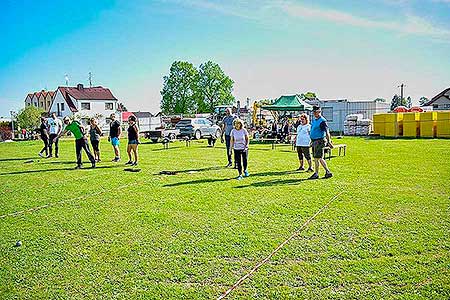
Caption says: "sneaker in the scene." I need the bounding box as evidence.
[308,173,319,180]
[324,172,333,179]
[297,166,305,171]
[243,170,249,177]
[226,162,232,167]
[74,165,82,169]
[91,162,96,168]
[55,154,59,158]
[307,167,314,172]
[38,153,44,158]
[125,161,133,165]
[131,162,138,166]
[47,155,53,158]
[96,159,101,163]
[236,175,243,180]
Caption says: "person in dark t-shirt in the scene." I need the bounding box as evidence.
[38,117,49,157]
[125,115,139,166]
[108,113,121,162]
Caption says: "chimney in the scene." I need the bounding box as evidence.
[77,83,84,90]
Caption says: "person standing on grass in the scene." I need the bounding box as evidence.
[230,119,249,180]
[221,108,237,167]
[108,113,121,162]
[125,115,139,166]
[38,117,49,158]
[89,117,102,162]
[296,113,313,172]
[309,106,333,179]
[59,117,96,169]
[47,112,62,158]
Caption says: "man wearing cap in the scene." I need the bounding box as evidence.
[309,106,333,179]
[108,113,122,162]
[59,117,96,169]
[221,108,237,167]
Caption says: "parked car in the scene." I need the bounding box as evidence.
[175,118,221,139]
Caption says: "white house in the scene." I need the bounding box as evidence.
[49,84,119,127]
[424,87,450,110]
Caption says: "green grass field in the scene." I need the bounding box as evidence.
[0,137,449,299]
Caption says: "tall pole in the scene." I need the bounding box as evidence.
[10,110,15,139]
[398,83,405,100]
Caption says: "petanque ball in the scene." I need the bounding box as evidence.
[15,240,22,247]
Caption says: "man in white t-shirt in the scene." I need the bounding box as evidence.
[47,112,63,158]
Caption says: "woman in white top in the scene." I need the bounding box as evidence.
[296,113,313,172]
[230,119,249,180]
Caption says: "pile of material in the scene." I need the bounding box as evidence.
[344,114,372,136]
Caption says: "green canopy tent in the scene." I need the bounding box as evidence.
[261,94,313,111]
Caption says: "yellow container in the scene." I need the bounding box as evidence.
[419,112,437,138]
[384,113,403,137]
[436,111,450,138]
[373,114,385,136]
[402,112,420,137]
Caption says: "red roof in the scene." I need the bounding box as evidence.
[121,112,135,121]
[58,86,117,101]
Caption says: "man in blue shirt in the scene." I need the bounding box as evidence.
[221,108,237,167]
[309,106,333,179]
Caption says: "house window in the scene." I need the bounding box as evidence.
[322,107,333,122]
[443,104,450,109]
[61,103,65,111]
[105,103,114,110]
[81,103,91,110]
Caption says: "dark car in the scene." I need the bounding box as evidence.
[175,118,221,140]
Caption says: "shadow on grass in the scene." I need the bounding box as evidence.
[0,157,36,162]
[163,177,232,187]
[157,165,225,175]
[151,146,182,151]
[235,178,309,188]
[0,165,121,176]
[162,169,302,187]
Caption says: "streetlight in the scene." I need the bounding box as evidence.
[10,110,16,139]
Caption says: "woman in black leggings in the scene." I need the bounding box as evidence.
[38,117,49,157]
[230,119,249,180]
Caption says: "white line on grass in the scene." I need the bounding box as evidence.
[217,191,344,300]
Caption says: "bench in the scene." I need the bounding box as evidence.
[324,144,347,160]
[258,138,279,149]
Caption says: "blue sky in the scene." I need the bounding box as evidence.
[1,0,449,116]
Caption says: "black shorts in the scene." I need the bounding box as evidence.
[91,140,100,152]
[297,146,311,160]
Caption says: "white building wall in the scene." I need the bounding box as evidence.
[48,90,73,118]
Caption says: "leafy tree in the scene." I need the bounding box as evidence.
[299,92,318,100]
[117,102,128,112]
[406,96,412,108]
[419,97,429,106]
[390,94,411,111]
[197,61,234,113]
[16,106,45,130]
[374,98,386,102]
[160,61,200,115]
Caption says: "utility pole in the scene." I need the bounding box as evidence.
[88,72,92,88]
[398,83,405,100]
[10,110,15,139]
[65,74,69,86]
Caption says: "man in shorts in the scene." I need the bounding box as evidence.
[47,112,62,158]
[108,113,122,162]
[59,117,96,169]
[309,106,333,179]
[221,108,237,167]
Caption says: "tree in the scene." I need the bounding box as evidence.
[390,94,411,111]
[374,98,386,102]
[117,102,128,112]
[197,61,235,113]
[406,96,412,108]
[16,106,45,130]
[419,97,429,106]
[160,61,200,115]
